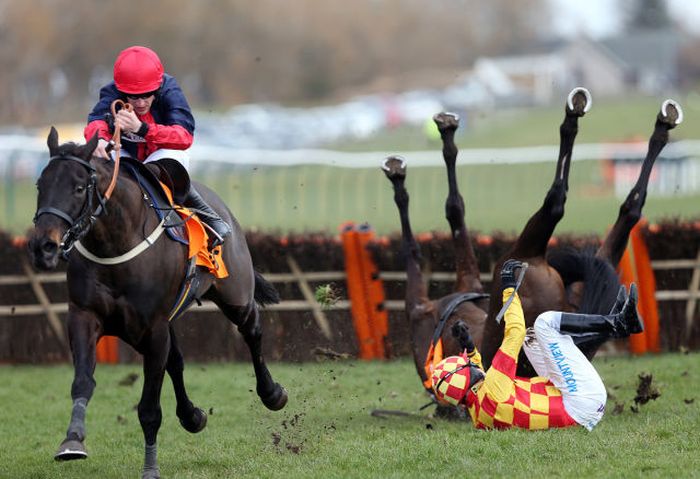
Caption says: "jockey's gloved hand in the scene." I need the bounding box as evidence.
[451,320,475,353]
[500,259,524,290]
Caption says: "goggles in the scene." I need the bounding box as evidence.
[122,90,158,100]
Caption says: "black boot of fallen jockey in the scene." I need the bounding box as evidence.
[609,284,627,315]
[184,186,232,248]
[559,284,643,339]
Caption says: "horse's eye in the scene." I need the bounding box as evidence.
[75,185,86,194]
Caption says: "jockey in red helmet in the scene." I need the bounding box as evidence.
[113,46,164,95]
[84,46,231,246]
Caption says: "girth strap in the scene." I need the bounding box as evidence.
[166,255,201,322]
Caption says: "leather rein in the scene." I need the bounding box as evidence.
[33,100,152,261]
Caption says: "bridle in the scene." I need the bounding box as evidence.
[33,154,107,259]
[33,99,129,260]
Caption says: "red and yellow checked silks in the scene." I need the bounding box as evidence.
[465,289,577,430]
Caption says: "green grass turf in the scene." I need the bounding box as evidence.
[4,159,698,237]
[0,353,698,478]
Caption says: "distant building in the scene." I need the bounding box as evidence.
[443,30,682,110]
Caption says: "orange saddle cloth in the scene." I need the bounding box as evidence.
[161,183,229,279]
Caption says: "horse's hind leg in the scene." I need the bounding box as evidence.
[138,322,170,479]
[212,298,288,410]
[510,87,591,259]
[433,112,483,293]
[165,324,207,433]
[382,156,436,386]
[597,99,683,267]
[54,309,99,461]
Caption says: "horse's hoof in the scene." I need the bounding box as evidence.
[179,407,208,434]
[54,439,88,461]
[142,467,161,479]
[432,112,460,132]
[381,156,407,180]
[566,87,592,116]
[261,384,288,411]
[660,99,683,128]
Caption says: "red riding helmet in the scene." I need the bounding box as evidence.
[113,46,164,95]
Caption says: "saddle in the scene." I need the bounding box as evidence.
[121,157,228,279]
[120,158,229,322]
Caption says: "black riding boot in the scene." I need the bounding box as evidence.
[608,284,627,315]
[559,284,643,340]
[184,186,232,247]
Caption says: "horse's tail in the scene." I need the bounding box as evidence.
[254,270,281,307]
[547,248,621,315]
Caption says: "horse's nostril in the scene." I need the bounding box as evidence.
[42,241,58,255]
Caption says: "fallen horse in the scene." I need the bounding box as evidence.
[382,88,683,405]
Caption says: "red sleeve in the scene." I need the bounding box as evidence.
[84,120,111,142]
[144,123,193,150]
[491,349,517,378]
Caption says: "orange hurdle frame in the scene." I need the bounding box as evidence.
[340,222,389,360]
[96,336,119,364]
[617,220,660,354]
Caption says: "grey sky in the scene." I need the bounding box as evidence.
[548,0,700,38]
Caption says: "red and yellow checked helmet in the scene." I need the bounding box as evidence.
[431,355,472,406]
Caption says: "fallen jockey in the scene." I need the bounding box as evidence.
[432,259,643,431]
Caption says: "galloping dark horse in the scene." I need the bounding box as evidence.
[382,88,683,394]
[28,128,288,478]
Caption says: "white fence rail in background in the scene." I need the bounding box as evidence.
[2,133,700,171]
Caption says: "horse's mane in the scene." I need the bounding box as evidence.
[55,141,84,155]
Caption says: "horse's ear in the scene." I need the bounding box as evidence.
[47,126,59,156]
[83,132,99,161]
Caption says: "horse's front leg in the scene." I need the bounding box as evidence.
[510,87,591,259]
[54,308,100,461]
[597,99,683,266]
[382,156,437,384]
[433,112,482,293]
[165,324,207,433]
[138,322,170,479]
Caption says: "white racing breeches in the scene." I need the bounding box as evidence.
[522,311,607,431]
[113,148,190,171]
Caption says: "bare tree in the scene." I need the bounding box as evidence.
[0,0,547,125]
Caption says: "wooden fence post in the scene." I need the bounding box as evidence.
[685,249,700,341]
[286,255,333,340]
[21,258,68,354]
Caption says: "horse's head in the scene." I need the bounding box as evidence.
[28,127,100,270]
